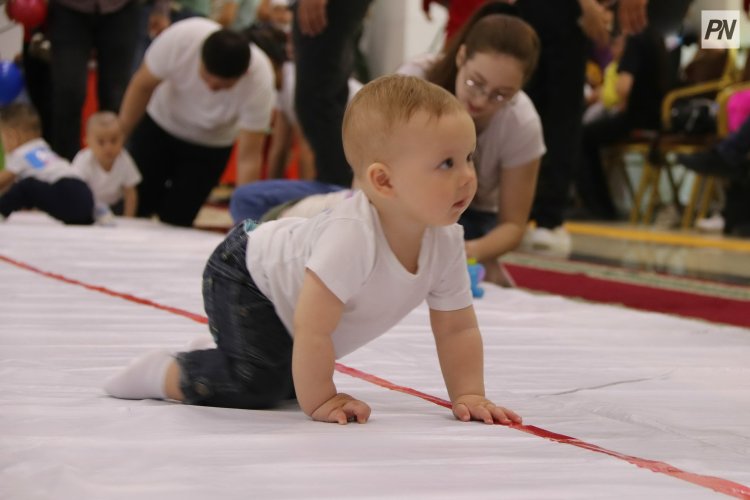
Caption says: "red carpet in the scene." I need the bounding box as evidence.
[503,256,750,329]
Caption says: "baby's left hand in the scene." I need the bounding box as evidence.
[452,395,522,425]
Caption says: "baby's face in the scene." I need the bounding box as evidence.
[383,110,477,228]
[88,124,124,170]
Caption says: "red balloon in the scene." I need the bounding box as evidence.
[5,0,48,31]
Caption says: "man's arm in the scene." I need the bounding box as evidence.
[293,269,371,424]
[235,130,268,186]
[431,306,521,424]
[267,111,293,179]
[122,185,138,217]
[119,64,162,139]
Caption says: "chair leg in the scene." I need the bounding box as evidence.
[644,163,661,224]
[696,176,716,222]
[681,174,704,229]
[664,164,682,212]
[630,162,654,224]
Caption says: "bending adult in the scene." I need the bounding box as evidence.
[399,5,544,281]
[120,17,275,227]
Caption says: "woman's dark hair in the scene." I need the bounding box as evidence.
[201,29,251,78]
[425,2,540,94]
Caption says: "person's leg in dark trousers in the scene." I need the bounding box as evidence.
[158,143,231,227]
[129,114,176,219]
[177,223,294,409]
[47,3,93,160]
[94,1,138,114]
[575,113,632,219]
[517,1,587,230]
[21,40,53,144]
[718,115,750,165]
[0,177,94,224]
[679,114,750,179]
[293,0,372,187]
[129,114,231,227]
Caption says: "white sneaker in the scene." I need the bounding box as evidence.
[521,226,572,258]
[696,213,725,233]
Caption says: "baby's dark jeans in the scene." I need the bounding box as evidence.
[177,221,295,409]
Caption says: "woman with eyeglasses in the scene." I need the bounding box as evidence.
[398,5,544,285]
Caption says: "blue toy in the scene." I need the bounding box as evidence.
[467,258,485,298]
[0,61,24,105]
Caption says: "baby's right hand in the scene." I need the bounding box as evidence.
[311,393,371,424]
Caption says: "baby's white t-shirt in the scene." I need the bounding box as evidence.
[6,139,80,184]
[71,148,142,206]
[245,191,472,358]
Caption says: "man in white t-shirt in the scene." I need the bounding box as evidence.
[119,17,276,227]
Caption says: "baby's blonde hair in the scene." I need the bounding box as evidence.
[342,75,465,174]
[86,111,121,136]
[0,103,42,138]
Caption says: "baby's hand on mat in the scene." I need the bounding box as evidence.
[312,393,371,424]
[452,395,522,425]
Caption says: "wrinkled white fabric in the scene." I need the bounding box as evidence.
[1,212,748,500]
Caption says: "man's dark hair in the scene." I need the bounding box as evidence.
[201,29,251,78]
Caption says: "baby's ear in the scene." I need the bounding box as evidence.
[366,162,393,196]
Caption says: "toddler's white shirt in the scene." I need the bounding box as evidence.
[246,191,472,358]
[71,148,142,206]
[6,139,81,184]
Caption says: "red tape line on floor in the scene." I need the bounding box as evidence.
[2,253,749,499]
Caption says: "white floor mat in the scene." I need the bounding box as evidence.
[2,213,748,499]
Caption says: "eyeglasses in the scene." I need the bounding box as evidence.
[464,78,514,104]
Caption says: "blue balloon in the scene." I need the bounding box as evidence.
[0,61,24,105]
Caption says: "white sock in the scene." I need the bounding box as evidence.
[103,349,174,400]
